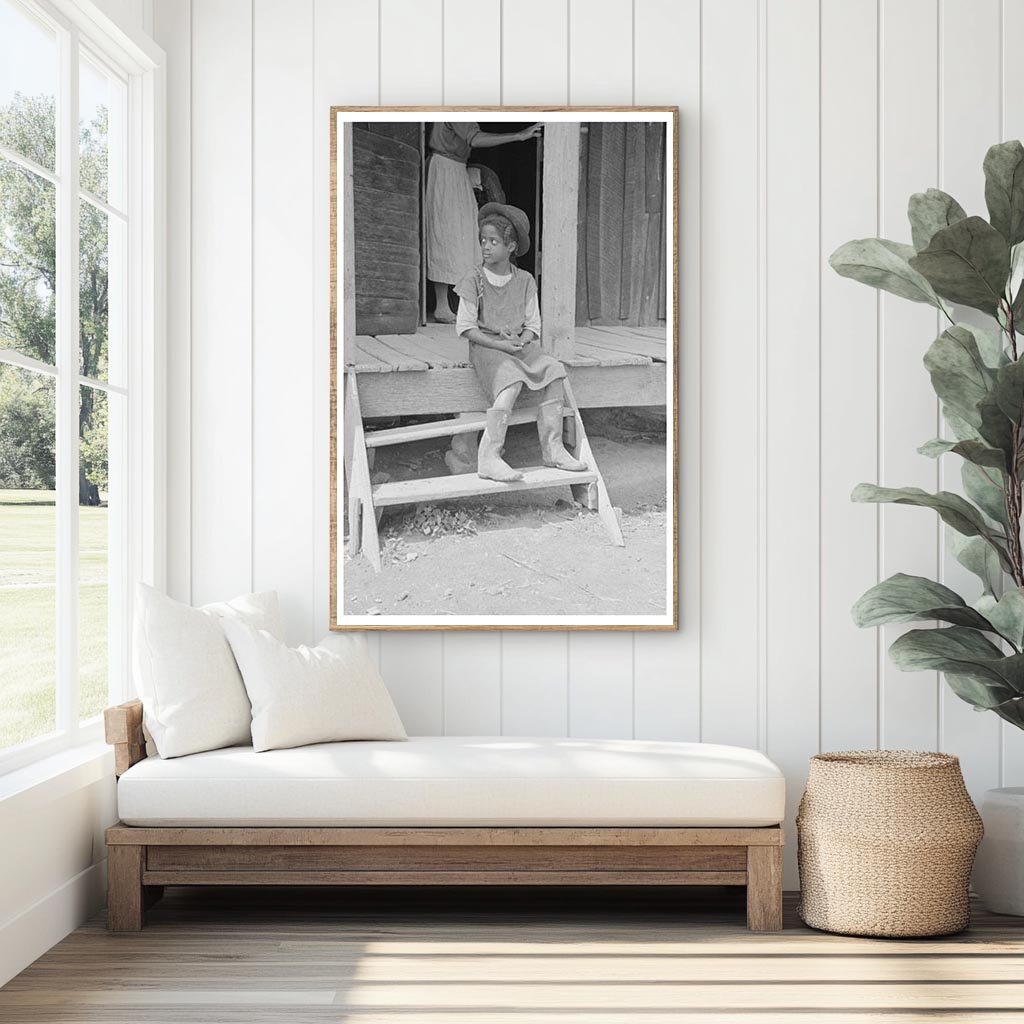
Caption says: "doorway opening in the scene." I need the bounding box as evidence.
[424,122,543,323]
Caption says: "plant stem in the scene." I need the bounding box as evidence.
[1006,306,1024,587]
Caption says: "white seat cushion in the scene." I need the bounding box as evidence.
[117,736,785,827]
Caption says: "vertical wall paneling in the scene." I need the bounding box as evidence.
[253,0,315,646]
[632,0,700,742]
[562,0,636,736]
[496,7,572,740]
[567,633,635,738]
[375,0,447,726]
[877,0,941,751]
[380,0,443,105]
[312,0,380,646]
[567,0,632,105]
[819,0,879,753]
[698,0,761,749]
[764,0,821,882]
[189,0,253,605]
[153,0,190,604]
[501,632,569,735]
[379,633,446,735]
[443,0,500,106]
[444,639,502,734]
[500,0,568,105]
[1001,0,1024,786]
[938,0,1002,795]
[438,0,504,733]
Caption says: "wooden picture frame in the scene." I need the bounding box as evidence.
[330,107,679,630]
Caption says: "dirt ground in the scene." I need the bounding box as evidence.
[342,409,668,617]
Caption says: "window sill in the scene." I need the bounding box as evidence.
[0,739,114,816]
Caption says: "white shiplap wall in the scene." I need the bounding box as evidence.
[153,0,1024,885]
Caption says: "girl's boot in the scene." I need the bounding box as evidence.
[478,408,525,482]
[537,400,588,471]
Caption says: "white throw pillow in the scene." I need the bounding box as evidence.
[133,583,283,758]
[222,621,408,752]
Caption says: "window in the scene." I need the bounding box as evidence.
[0,0,161,773]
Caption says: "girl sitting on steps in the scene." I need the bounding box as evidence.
[453,202,588,482]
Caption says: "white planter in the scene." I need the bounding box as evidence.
[973,787,1024,916]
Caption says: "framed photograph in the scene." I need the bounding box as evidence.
[330,107,678,630]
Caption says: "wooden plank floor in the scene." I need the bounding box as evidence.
[3,887,1024,1021]
[345,323,668,375]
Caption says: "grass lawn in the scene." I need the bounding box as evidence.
[0,489,109,751]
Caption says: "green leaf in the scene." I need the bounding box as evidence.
[968,322,1012,368]
[908,188,968,251]
[852,573,994,630]
[982,686,1024,728]
[923,325,997,428]
[942,406,983,441]
[830,238,943,307]
[977,391,1016,459]
[993,357,1024,423]
[984,140,1024,246]
[909,216,1011,314]
[1011,278,1024,325]
[889,627,1024,705]
[851,483,1011,567]
[944,671,1024,715]
[977,589,1024,649]
[950,533,1004,597]
[1009,241,1024,304]
[918,437,1007,470]
[962,461,1009,527]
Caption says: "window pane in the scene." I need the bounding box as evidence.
[0,158,56,364]
[0,0,57,173]
[79,51,125,209]
[79,384,110,723]
[0,362,56,750]
[80,203,124,383]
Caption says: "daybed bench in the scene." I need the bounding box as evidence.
[104,699,786,932]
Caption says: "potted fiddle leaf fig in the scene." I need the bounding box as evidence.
[830,139,1024,914]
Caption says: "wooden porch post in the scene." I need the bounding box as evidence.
[540,123,580,362]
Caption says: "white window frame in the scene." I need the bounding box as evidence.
[0,0,165,776]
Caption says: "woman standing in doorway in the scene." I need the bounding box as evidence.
[425,121,542,324]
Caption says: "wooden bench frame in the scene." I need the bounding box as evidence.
[104,700,784,933]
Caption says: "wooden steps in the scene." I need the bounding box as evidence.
[365,407,571,447]
[372,466,599,507]
[343,375,624,574]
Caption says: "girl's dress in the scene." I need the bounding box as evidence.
[454,264,567,402]
[425,122,482,285]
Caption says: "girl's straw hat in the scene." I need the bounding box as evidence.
[478,202,531,257]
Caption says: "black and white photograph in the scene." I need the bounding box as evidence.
[331,108,677,629]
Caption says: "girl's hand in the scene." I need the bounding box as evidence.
[500,325,526,352]
[499,327,524,352]
[517,123,543,142]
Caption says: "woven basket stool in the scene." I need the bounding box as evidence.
[796,751,983,938]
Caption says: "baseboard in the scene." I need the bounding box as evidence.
[0,858,107,987]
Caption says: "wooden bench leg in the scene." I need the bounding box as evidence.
[746,845,783,931]
[107,845,145,932]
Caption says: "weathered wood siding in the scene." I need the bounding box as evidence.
[575,121,666,328]
[352,126,420,336]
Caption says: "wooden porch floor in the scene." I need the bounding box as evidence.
[346,323,668,374]
[344,324,669,417]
